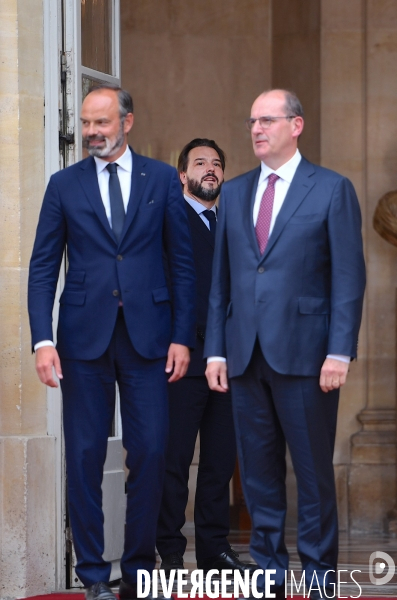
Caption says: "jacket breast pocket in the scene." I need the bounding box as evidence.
[60,291,86,305]
[299,296,330,315]
[140,200,163,210]
[289,214,323,224]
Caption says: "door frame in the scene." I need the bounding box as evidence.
[43,0,123,589]
[43,0,67,590]
[73,0,121,162]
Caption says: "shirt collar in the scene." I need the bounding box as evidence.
[94,146,133,175]
[259,149,302,184]
[184,194,217,215]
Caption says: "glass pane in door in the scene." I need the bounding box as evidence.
[82,73,103,100]
[81,0,113,74]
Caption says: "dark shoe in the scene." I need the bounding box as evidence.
[85,582,116,600]
[119,579,169,600]
[119,580,139,600]
[198,548,257,574]
[160,551,184,578]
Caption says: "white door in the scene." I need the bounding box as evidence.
[44,0,125,589]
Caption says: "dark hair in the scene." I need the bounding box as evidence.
[87,83,134,120]
[177,138,226,174]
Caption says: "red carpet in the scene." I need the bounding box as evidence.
[26,593,397,600]
[24,596,85,599]
[25,596,84,599]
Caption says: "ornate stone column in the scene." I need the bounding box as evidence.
[347,0,397,533]
[372,199,397,534]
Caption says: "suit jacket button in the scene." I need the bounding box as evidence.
[258,267,265,273]
[117,254,123,261]
[113,290,119,297]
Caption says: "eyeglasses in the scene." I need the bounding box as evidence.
[245,116,295,130]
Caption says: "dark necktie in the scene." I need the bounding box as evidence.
[106,163,125,242]
[203,209,217,238]
[255,173,279,254]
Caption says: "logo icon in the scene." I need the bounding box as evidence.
[369,551,395,585]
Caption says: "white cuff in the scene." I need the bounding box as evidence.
[207,356,227,364]
[34,340,55,351]
[326,354,350,364]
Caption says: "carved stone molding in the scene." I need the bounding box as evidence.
[349,409,396,533]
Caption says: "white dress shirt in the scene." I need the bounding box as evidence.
[34,147,133,351]
[253,149,302,231]
[95,146,133,225]
[207,149,349,365]
[184,194,216,229]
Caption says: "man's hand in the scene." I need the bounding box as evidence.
[166,343,190,382]
[320,357,349,393]
[35,346,63,388]
[205,361,229,393]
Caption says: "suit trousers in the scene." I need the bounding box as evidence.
[230,342,339,590]
[61,309,168,587]
[156,376,236,561]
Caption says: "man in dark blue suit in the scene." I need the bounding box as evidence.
[156,139,252,577]
[28,85,196,600]
[205,90,366,599]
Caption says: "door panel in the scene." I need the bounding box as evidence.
[81,0,114,75]
[61,0,124,588]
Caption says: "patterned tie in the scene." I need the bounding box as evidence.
[202,209,217,238]
[106,163,125,242]
[255,173,279,254]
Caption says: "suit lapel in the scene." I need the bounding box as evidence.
[261,157,316,261]
[186,202,215,249]
[119,150,149,244]
[77,156,115,242]
[239,167,262,260]
[77,150,151,246]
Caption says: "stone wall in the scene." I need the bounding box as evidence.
[348,0,397,533]
[121,0,272,179]
[0,1,56,598]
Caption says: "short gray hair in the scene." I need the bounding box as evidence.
[87,83,133,121]
[283,90,304,118]
[258,89,304,118]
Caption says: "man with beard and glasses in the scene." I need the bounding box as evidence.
[28,84,196,600]
[156,139,254,579]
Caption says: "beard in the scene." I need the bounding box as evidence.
[83,121,125,158]
[186,176,222,202]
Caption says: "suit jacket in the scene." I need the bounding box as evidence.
[28,149,196,361]
[204,156,366,378]
[184,202,215,376]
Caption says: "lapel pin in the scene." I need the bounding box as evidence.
[141,172,146,176]
[148,199,155,204]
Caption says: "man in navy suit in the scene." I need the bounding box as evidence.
[156,139,252,577]
[28,85,196,600]
[205,90,366,599]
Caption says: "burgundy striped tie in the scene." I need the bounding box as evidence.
[255,173,279,254]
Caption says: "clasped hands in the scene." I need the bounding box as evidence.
[35,342,190,388]
[205,356,349,393]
